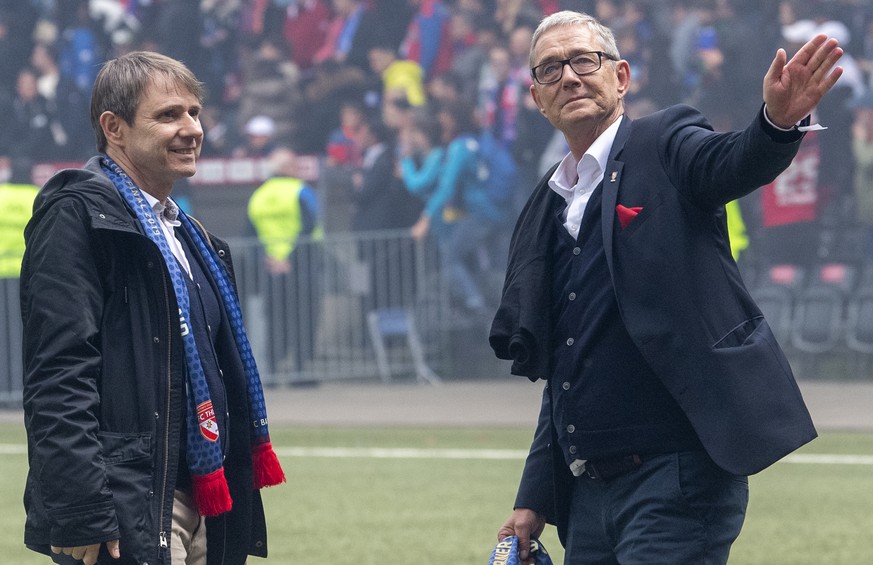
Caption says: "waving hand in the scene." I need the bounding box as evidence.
[763,33,844,129]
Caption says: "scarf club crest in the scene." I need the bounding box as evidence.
[197,400,220,442]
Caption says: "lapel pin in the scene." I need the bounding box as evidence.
[610,171,617,183]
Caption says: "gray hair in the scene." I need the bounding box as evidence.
[529,11,621,69]
[90,51,204,151]
[267,147,298,177]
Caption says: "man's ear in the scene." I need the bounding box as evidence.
[99,111,125,146]
[530,84,545,114]
[616,59,631,98]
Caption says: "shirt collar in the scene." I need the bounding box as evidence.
[142,191,181,226]
[548,115,624,197]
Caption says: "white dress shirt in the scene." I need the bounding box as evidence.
[548,116,623,239]
[142,191,192,278]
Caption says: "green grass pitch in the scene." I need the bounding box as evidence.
[1,425,871,563]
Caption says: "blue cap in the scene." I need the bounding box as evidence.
[488,536,553,565]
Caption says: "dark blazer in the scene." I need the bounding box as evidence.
[490,105,817,535]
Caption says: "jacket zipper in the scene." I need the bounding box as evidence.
[158,264,173,556]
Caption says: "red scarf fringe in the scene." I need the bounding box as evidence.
[192,467,234,517]
[252,442,286,489]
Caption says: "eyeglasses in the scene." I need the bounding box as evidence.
[530,51,618,85]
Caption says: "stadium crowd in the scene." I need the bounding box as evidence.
[1,0,872,342]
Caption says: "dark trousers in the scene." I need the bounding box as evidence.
[564,451,749,565]
[440,215,505,311]
[265,244,322,375]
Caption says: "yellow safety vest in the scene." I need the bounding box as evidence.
[247,177,322,262]
[726,200,748,262]
[0,183,39,278]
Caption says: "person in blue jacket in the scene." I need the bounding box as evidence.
[399,108,447,241]
[435,100,509,314]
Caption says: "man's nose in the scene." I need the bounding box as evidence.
[181,114,203,137]
[560,63,583,86]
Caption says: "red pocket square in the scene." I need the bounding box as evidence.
[616,205,643,229]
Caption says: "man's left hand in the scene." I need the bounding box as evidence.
[52,539,120,565]
[763,33,843,129]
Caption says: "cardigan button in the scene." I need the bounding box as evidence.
[572,247,581,255]
[562,381,571,391]
[567,424,575,433]
[566,338,574,346]
[568,292,576,301]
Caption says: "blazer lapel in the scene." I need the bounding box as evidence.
[602,115,632,275]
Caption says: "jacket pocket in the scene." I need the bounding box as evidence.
[712,317,764,349]
[619,191,664,237]
[99,432,154,563]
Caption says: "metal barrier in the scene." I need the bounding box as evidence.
[5,229,871,404]
[229,229,454,385]
[0,278,22,405]
[1,231,455,405]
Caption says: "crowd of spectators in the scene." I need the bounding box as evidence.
[0,4,860,150]
[2,0,873,301]
[0,0,872,382]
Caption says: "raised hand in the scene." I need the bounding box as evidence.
[763,33,844,129]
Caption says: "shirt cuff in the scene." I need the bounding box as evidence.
[763,105,823,132]
[759,105,807,143]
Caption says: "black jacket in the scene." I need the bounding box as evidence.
[351,141,421,231]
[21,157,267,564]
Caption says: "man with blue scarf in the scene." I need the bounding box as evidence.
[21,51,284,565]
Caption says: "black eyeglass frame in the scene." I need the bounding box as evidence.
[530,51,619,85]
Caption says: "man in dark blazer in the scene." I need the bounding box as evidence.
[489,10,844,565]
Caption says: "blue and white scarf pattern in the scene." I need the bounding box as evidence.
[101,155,284,515]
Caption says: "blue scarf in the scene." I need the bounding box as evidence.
[101,156,285,516]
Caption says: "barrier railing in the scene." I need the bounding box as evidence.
[0,278,22,405]
[229,230,453,385]
[3,231,454,405]
[4,229,872,407]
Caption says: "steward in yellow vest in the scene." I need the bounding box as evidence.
[0,180,39,278]
[247,148,323,374]
[247,149,322,273]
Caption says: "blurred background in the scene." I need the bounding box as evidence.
[1,0,873,393]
